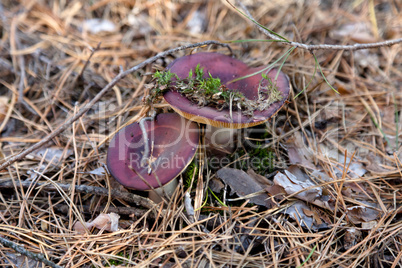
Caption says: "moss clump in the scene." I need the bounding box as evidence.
[232,142,275,174]
[146,64,282,117]
[106,252,129,266]
[183,159,198,190]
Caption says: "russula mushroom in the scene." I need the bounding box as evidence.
[107,113,199,203]
[163,52,291,151]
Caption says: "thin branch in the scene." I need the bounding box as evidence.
[0,40,231,171]
[55,204,149,217]
[0,179,157,210]
[77,42,101,80]
[0,236,63,268]
[234,0,402,51]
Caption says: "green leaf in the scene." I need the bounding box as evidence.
[188,69,193,80]
[296,245,317,268]
[195,64,204,80]
[209,188,227,207]
[313,54,340,94]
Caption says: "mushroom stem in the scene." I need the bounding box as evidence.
[205,126,239,153]
[148,177,178,203]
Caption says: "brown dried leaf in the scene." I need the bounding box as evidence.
[274,166,322,202]
[303,207,323,225]
[332,155,367,179]
[216,168,270,207]
[347,205,380,224]
[209,177,225,193]
[274,166,335,211]
[366,153,399,175]
[285,132,316,169]
[342,182,371,199]
[284,201,314,229]
[247,168,273,187]
[264,184,287,207]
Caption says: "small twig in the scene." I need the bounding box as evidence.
[77,42,101,80]
[234,0,402,51]
[0,236,63,268]
[0,40,230,171]
[0,179,157,211]
[55,204,149,217]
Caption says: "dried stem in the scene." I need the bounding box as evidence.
[55,204,149,217]
[0,40,231,172]
[0,236,63,268]
[77,42,101,80]
[234,0,402,51]
[0,179,158,211]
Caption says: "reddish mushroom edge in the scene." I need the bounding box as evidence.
[163,52,291,129]
[107,113,199,191]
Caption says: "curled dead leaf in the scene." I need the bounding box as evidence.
[74,213,120,234]
[285,132,316,169]
[284,201,314,229]
[274,167,322,202]
[273,166,335,211]
[347,205,380,224]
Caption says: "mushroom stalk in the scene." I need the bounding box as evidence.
[148,177,178,203]
[205,126,239,153]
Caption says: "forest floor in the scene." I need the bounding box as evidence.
[0,0,401,267]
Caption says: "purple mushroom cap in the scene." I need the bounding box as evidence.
[107,113,199,191]
[163,52,291,128]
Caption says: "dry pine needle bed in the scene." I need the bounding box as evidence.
[0,0,401,267]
